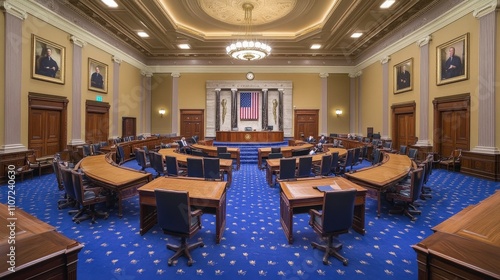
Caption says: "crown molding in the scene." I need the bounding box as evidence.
[0,0,27,20]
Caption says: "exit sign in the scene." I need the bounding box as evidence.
[96,96,103,102]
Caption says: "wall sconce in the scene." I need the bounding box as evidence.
[159,109,166,118]
[335,109,343,117]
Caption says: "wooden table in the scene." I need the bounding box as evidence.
[192,143,241,170]
[279,177,367,244]
[138,177,228,243]
[216,131,283,142]
[344,152,412,216]
[158,148,234,186]
[0,204,83,279]
[265,148,347,186]
[257,143,314,169]
[78,154,153,217]
[413,191,500,279]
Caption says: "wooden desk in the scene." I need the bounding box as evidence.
[78,154,153,217]
[265,148,347,186]
[192,144,241,170]
[279,177,367,244]
[158,148,233,185]
[138,177,227,243]
[257,143,314,169]
[413,191,500,279]
[0,204,83,279]
[216,131,284,142]
[344,152,412,216]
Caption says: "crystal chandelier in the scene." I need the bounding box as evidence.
[226,3,271,61]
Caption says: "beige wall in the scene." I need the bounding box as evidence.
[151,74,173,134]
[327,74,350,134]
[359,62,384,136]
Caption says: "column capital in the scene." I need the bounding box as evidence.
[70,35,86,48]
[141,71,153,77]
[348,71,362,78]
[0,1,27,20]
[319,73,329,78]
[380,56,391,64]
[112,55,122,64]
[231,88,237,93]
[416,35,432,47]
[171,72,180,78]
[215,88,221,92]
[262,88,268,92]
[473,1,499,18]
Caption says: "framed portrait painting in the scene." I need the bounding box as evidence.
[394,58,413,94]
[437,33,469,85]
[31,35,65,84]
[88,58,108,93]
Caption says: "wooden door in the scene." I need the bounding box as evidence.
[85,100,110,144]
[180,109,204,139]
[391,102,416,151]
[433,94,470,157]
[122,117,136,139]
[294,109,319,140]
[28,93,68,158]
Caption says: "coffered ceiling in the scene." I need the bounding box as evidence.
[67,0,441,66]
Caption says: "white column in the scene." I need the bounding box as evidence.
[415,36,432,147]
[471,4,500,154]
[0,2,27,151]
[380,56,391,140]
[69,36,86,145]
[319,73,328,136]
[111,55,122,139]
[171,72,180,135]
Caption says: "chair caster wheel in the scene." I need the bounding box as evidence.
[188,259,194,266]
[342,260,348,266]
[168,260,173,266]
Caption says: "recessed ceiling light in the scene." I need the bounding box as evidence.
[351,32,363,38]
[137,31,149,38]
[380,0,395,9]
[310,44,322,49]
[178,44,191,49]
[101,0,118,8]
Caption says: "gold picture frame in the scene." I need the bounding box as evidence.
[31,35,65,84]
[88,58,108,93]
[394,58,413,94]
[437,33,469,85]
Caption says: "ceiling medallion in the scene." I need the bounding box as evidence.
[226,3,271,61]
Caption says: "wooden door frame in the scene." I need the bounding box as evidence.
[432,93,470,155]
[122,117,137,139]
[85,100,110,143]
[28,92,68,155]
[391,101,416,149]
[180,109,205,139]
[293,109,319,139]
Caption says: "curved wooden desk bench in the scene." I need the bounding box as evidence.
[78,154,153,217]
[344,152,413,217]
[258,143,314,169]
[158,148,234,186]
[265,148,347,186]
[192,143,241,170]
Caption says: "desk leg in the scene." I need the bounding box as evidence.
[139,204,157,235]
[279,192,294,244]
[352,195,366,235]
[215,192,227,244]
[376,191,381,217]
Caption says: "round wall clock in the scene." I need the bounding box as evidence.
[246,72,255,80]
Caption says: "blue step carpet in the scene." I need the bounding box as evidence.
[1,155,499,280]
[213,141,289,164]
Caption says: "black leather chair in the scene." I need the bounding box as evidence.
[386,168,424,221]
[82,144,92,157]
[313,154,332,176]
[187,157,204,178]
[330,152,340,175]
[165,155,185,176]
[296,156,313,178]
[203,157,223,180]
[92,143,104,155]
[135,149,151,171]
[150,151,167,178]
[309,189,357,265]
[271,147,281,153]
[218,152,231,159]
[59,167,80,216]
[216,146,227,157]
[154,189,204,266]
[116,145,125,165]
[71,170,109,224]
[399,145,408,155]
[277,158,296,183]
[268,152,283,159]
[339,149,354,175]
[408,148,418,161]
[27,153,53,177]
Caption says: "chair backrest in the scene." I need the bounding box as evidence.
[165,155,180,176]
[352,148,361,165]
[342,149,354,169]
[192,135,199,143]
[136,149,149,169]
[150,152,165,176]
[399,145,407,155]
[279,158,296,180]
[70,170,88,204]
[82,144,92,157]
[52,160,64,190]
[217,146,228,155]
[154,189,192,235]
[60,166,77,200]
[383,141,392,149]
[321,189,357,233]
[452,149,462,161]
[408,148,418,160]
[360,145,368,160]
[268,152,283,159]
[292,149,310,157]
[245,127,252,131]
[296,156,313,177]
[100,141,108,147]
[203,158,221,180]
[218,152,232,159]
[318,154,332,176]
[408,168,424,202]
[271,147,281,153]
[116,145,125,164]
[187,157,204,178]
[142,145,149,155]
[330,152,339,172]
[92,143,101,154]
[372,149,381,165]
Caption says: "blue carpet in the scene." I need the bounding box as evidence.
[213,141,289,164]
[1,159,499,280]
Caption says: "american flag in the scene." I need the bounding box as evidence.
[240,92,259,120]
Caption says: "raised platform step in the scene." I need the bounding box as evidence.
[214,141,288,164]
